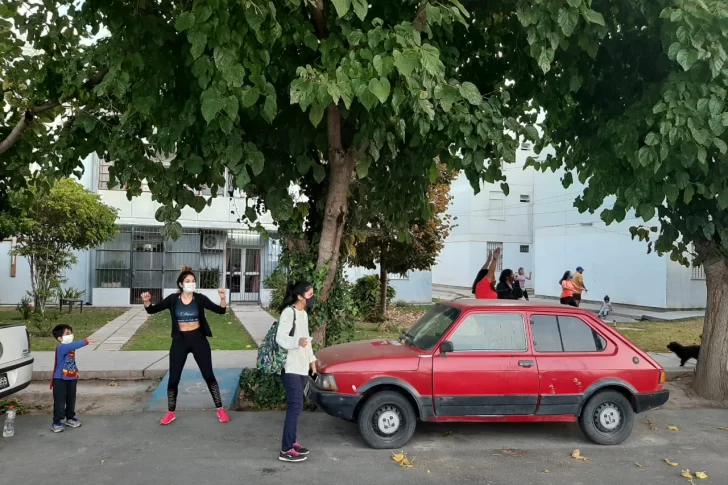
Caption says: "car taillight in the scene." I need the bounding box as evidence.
[26,329,31,353]
[659,371,667,385]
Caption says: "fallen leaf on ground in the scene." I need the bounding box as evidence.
[108,381,119,387]
[544,470,550,474]
[426,470,430,474]
[245,345,252,348]
[571,449,588,461]
[719,427,728,432]
[695,471,708,480]
[101,459,106,464]
[664,459,679,467]
[392,453,405,463]
[681,469,693,479]
[667,425,679,431]
[443,431,452,438]
[635,463,643,468]
[646,417,657,430]
[391,452,415,468]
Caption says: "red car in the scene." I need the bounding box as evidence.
[309,300,669,449]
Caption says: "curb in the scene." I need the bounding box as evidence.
[32,369,167,381]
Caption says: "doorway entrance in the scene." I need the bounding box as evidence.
[226,247,261,303]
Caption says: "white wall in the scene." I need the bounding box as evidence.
[433,148,536,288]
[666,260,707,309]
[344,266,433,304]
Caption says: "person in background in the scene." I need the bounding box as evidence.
[559,271,578,307]
[472,248,500,299]
[496,269,524,300]
[572,266,587,306]
[50,325,98,433]
[598,295,613,319]
[141,266,230,426]
[275,281,318,463]
[516,267,532,301]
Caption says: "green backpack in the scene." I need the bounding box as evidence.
[256,307,296,375]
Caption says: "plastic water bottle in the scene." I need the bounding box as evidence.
[3,406,16,438]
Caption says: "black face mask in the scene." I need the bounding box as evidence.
[306,296,316,308]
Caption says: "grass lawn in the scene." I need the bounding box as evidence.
[0,306,127,351]
[122,310,256,351]
[615,318,703,353]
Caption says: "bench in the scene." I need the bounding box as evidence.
[59,298,84,314]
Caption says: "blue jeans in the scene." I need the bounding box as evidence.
[599,309,610,318]
[281,371,307,452]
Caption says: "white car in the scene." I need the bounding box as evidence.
[0,324,33,399]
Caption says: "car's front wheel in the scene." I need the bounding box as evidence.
[578,390,635,445]
[357,391,417,449]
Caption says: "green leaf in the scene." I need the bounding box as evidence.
[458,82,482,105]
[697,145,707,164]
[262,95,277,123]
[684,184,695,204]
[357,87,378,111]
[330,0,351,18]
[638,146,652,167]
[558,9,579,37]
[188,31,207,59]
[347,30,365,46]
[429,162,438,183]
[537,48,555,73]
[352,0,368,21]
[703,222,715,240]
[224,95,238,120]
[175,12,195,31]
[240,86,260,108]
[420,44,441,76]
[676,49,697,71]
[296,156,311,175]
[709,98,723,116]
[312,163,326,183]
[583,9,605,26]
[718,187,728,210]
[235,169,250,189]
[247,151,265,176]
[303,30,318,51]
[715,138,728,154]
[368,77,391,104]
[639,203,655,221]
[722,112,728,127]
[697,98,710,113]
[667,42,682,60]
[244,206,258,223]
[356,158,370,179]
[187,155,203,175]
[709,116,726,136]
[645,132,659,146]
[524,125,539,142]
[664,185,679,203]
[309,103,325,127]
[567,0,582,7]
[393,50,419,77]
[222,64,245,88]
[214,46,236,70]
[200,88,224,124]
[500,182,510,196]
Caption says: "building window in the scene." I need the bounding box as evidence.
[449,313,527,352]
[96,227,132,288]
[520,194,530,203]
[488,191,505,220]
[530,315,607,352]
[692,265,706,280]
[520,245,530,253]
[388,272,408,281]
[98,160,116,190]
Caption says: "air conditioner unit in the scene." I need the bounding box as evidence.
[201,233,225,251]
[520,141,533,150]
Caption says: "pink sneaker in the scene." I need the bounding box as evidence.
[216,408,230,423]
[160,411,176,425]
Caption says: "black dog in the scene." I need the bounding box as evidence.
[667,342,700,366]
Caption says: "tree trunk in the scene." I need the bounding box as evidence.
[316,104,355,300]
[692,247,728,400]
[378,243,388,322]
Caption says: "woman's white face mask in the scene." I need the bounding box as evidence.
[183,282,196,294]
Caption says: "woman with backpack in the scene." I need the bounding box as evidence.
[275,281,317,463]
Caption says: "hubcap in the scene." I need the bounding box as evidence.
[594,402,622,432]
[374,406,402,436]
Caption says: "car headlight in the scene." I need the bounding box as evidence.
[316,373,338,391]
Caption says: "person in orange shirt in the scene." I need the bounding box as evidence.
[572,266,587,306]
[472,248,500,299]
[559,271,578,307]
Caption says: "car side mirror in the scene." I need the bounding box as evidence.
[440,341,454,354]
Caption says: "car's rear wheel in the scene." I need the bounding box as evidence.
[578,390,635,445]
[357,391,417,449]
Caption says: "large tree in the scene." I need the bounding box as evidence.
[0,0,534,342]
[508,0,728,400]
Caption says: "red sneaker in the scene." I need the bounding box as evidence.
[160,411,176,425]
[216,408,230,423]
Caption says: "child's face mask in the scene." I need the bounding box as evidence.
[61,334,74,344]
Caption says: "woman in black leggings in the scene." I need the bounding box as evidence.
[141,266,229,425]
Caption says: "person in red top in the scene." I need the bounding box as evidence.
[559,270,578,307]
[472,248,500,299]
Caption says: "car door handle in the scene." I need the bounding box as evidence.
[518,360,535,368]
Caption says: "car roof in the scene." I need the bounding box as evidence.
[438,298,589,314]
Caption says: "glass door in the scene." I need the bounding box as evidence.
[242,248,261,301]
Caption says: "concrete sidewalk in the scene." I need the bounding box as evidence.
[432,284,705,321]
[231,304,275,345]
[84,305,149,351]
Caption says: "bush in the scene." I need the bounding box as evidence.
[264,269,288,311]
[351,274,396,322]
[238,368,286,410]
[199,267,221,289]
[16,296,33,322]
[29,312,58,337]
[57,286,85,300]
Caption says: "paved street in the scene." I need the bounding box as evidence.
[3,408,727,485]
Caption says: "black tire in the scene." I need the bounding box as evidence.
[578,390,635,445]
[357,391,417,449]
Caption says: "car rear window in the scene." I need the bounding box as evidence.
[449,313,527,351]
[530,315,607,352]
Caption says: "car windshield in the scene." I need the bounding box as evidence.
[404,304,461,350]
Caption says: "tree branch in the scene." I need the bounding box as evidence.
[308,0,328,39]
[413,3,428,33]
[0,68,109,158]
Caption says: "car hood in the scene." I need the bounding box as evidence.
[316,339,422,372]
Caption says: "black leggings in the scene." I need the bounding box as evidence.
[167,329,222,412]
[560,297,578,307]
